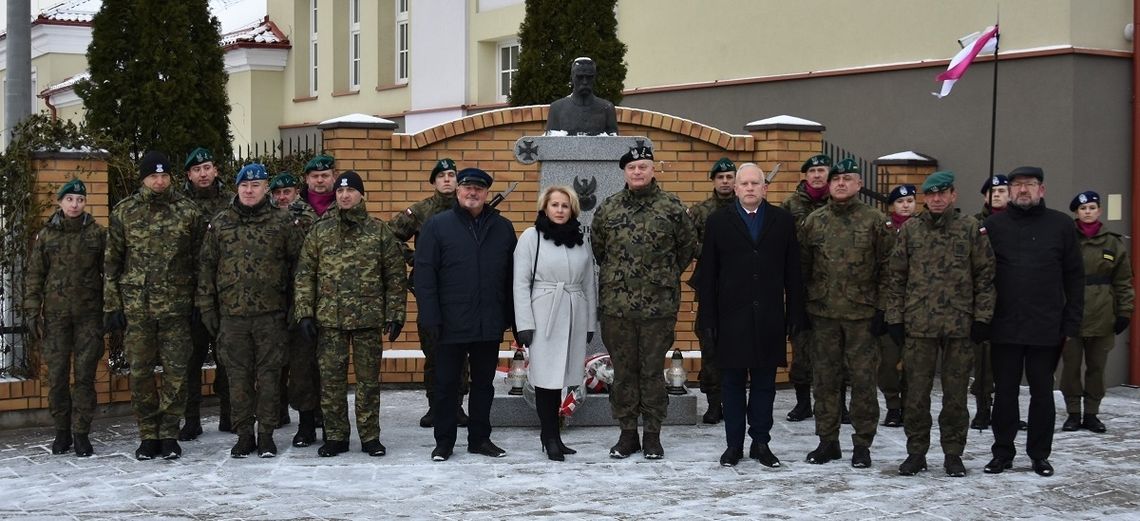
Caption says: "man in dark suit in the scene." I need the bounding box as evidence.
[697,163,805,468]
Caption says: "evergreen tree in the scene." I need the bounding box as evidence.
[510,0,628,106]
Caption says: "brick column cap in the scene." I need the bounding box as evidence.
[876,150,937,166]
[31,148,111,160]
[744,115,825,132]
[317,113,398,130]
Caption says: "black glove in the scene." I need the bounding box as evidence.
[702,328,718,342]
[869,310,888,337]
[969,321,991,344]
[586,332,594,344]
[385,321,403,342]
[517,329,535,347]
[104,310,127,334]
[1114,316,1131,335]
[887,323,905,348]
[298,318,318,342]
[201,308,220,338]
[419,323,441,343]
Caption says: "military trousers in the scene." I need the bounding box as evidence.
[319,327,384,443]
[695,320,720,397]
[878,335,905,409]
[42,311,104,434]
[901,336,973,456]
[434,340,499,451]
[990,343,1062,461]
[421,332,469,402]
[600,315,676,433]
[125,315,192,440]
[969,340,994,404]
[218,313,288,436]
[788,330,813,386]
[1060,335,1114,415]
[286,331,321,413]
[186,314,228,418]
[810,314,880,447]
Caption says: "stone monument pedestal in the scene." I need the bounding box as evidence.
[489,377,698,427]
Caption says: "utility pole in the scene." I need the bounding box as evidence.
[5,0,33,147]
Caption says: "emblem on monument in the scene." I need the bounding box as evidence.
[573,176,598,211]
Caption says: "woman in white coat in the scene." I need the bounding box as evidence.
[513,186,597,461]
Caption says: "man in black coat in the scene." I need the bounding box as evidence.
[982,166,1083,477]
[415,168,517,462]
[698,164,805,468]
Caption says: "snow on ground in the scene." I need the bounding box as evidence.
[2,385,1139,520]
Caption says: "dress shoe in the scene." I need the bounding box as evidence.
[805,440,841,464]
[983,457,1012,474]
[73,433,93,457]
[749,441,781,467]
[898,453,927,476]
[1018,420,1028,431]
[702,401,723,424]
[317,440,349,457]
[431,445,452,461]
[642,431,664,460]
[944,454,966,477]
[719,447,743,467]
[419,408,434,429]
[1082,414,1107,433]
[51,429,72,455]
[258,433,278,458]
[456,405,469,428]
[468,439,506,458]
[135,439,161,460]
[292,411,317,447]
[231,434,256,458]
[1061,413,1082,432]
[160,438,182,460]
[542,438,564,461]
[178,416,203,441]
[1032,458,1054,477]
[361,439,386,457]
[851,445,872,468]
[609,429,640,459]
[882,408,903,427]
[555,435,576,455]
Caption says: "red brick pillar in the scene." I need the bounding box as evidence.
[875,151,939,205]
[744,116,826,206]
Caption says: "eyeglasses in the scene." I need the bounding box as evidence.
[1010,181,1040,189]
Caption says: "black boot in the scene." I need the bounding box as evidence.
[806,440,841,464]
[609,429,640,458]
[1061,413,1082,431]
[419,398,434,428]
[898,453,927,475]
[555,435,577,455]
[883,408,903,427]
[258,432,278,458]
[218,403,233,433]
[787,384,813,422]
[840,387,851,425]
[292,410,317,447]
[135,439,161,460]
[317,440,350,457]
[970,395,991,430]
[536,388,564,461]
[51,429,72,455]
[231,434,256,458]
[178,416,203,441]
[702,393,723,424]
[160,438,182,460]
[278,404,291,426]
[642,431,664,459]
[73,433,93,457]
[1083,414,1107,433]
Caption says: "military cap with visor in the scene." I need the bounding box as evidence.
[456,167,493,188]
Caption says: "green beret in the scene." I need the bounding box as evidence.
[57,178,87,200]
[800,154,831,173]
[709,157,736,179]
[269,172,300,190]
[430,158,457,182]
[304,154,335,173]
[184,147,213,171]
[921,171,956,193]
[828,158,861,179]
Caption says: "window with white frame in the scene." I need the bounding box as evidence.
[309,0,319,96]
[349,0,360,90]
[396,0,409,83]
[497,41,520,102]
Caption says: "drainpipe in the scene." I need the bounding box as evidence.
[1131,0,1140,385]
[42,93,57,121]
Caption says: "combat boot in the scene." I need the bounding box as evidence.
[882,408,903,428]
[805,440,841,464]
[419,407,434,428]
[51,429,72,455]
[230,434,256,458]
[1082,414,1107,433]
[851,445,872,468]
[839,388,851,425]
[970,398,991,430]
[160,438,182,460]
[944,454,966,477]
[642,431,664,459]
[135,439,161,460]
[898,454,927,476]
[292,410,317,447]
[1061,413,1082,431]
[178,416,203,441]
[73,433,93,457]
[317,440,349,457]
[258,433,278,458]
[361,439,387,457]
[218,408,233,433]
[702,393,723,424]
[786,384,813,422]
[609,429,641,458]
[278,404,291,426]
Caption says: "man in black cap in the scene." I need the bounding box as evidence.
[982,166,1083,477]
[687,157,738,424]
[970,174,1009,430]
[415,167,517,461]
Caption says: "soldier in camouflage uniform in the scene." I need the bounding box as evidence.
[179,147,236,440]
[104,151,206,460]
[389,158,470,429]
[293,171,407,458]
[592,145,698,459]
[270,171,319,228]
[799,158,892,468]
[300,154,338,217]
[879,184,918,428]
[687,157,737,424]
[197,164,304,458]
[969,174,1008,429]
[23,179,106,457]
[885,171,995,477]
[781,154,831,422]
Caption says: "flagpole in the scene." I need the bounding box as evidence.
[987,19,1000,189]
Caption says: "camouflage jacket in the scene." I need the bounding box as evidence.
[183,179,234,223]
[689,192,736,256]
[23,210,105,315]
[781,180,829,230]
[885,209,995,338]
[276,198,320,231]
[1078,226,1135,336]
[104,187,206,316]
[800,198,892,320]
[293,204,407,329]
[196,197,304,317]
[389,190,456,266]
[592,181,698,319]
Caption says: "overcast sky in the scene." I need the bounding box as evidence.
[1,0,268,34]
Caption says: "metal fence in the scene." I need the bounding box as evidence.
[821,141,889,212]
[0,211,29,379]
[233,134,322,164]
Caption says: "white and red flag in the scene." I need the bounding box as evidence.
[933,25,999,98]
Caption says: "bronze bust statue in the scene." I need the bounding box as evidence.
[545,57,618,136]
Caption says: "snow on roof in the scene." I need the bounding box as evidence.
[877,151,934,161]
[319,113,397,125]
[220,16,289,48]
[39,71,90,97]
[38,0,100,24]
[746,115,823,127]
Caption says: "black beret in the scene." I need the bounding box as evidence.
[980,174,1008,194]
[619,145,654,169]
[1070,190,1100,212]
[801,154,831,173]
[431,158,457,183]
[888,184,917,203]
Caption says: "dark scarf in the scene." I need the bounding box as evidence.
[889,212,911,229]
[535,211,584,248]
[804,182,829,202]
[1076,219,1102,238]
